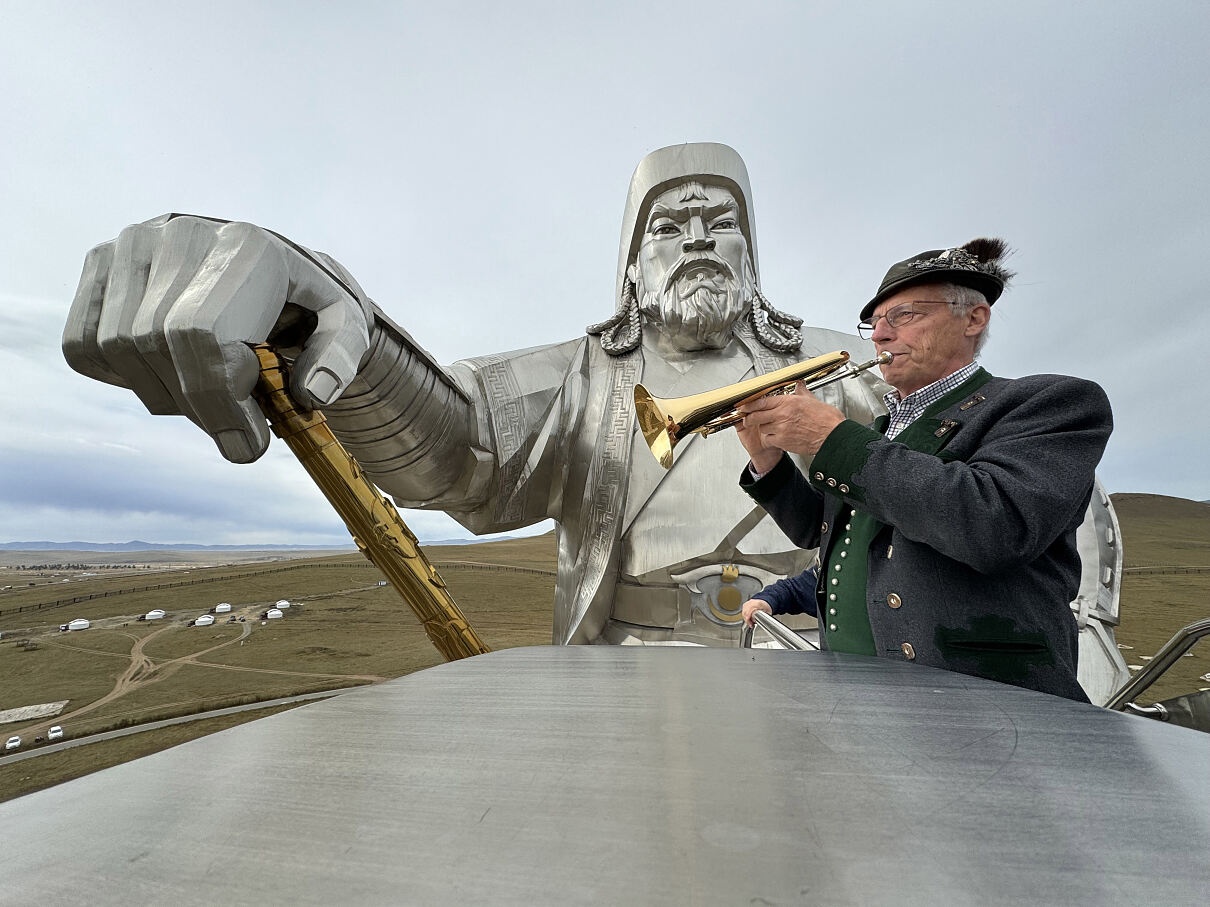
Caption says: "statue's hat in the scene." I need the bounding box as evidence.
[617,143,757,301]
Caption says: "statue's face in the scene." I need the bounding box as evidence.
[633,182,754,351]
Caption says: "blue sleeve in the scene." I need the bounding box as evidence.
[752,566,819,618]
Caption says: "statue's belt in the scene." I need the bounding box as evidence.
[612,581,683,628]
[612,566,765,629]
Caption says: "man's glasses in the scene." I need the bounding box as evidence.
[857,301,950,339]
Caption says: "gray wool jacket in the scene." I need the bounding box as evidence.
[740,368,1113,702]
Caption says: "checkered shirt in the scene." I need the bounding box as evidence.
[883,361,980,440]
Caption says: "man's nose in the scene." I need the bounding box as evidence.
[682,213,715,253]
[871,315,895,343]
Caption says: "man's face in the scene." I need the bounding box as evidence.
[632,182,753,351]
[868,285,988,396]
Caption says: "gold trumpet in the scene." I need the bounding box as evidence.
[634,350,892,469]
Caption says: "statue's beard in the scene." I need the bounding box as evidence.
[638,253,750,351]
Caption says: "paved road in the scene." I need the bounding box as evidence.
[0,688,349,766]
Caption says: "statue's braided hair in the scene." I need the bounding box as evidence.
[587,276,804,356]
[749,289,803,352]
[585,274,642,355]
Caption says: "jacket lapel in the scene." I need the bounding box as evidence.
[887,369,994,457]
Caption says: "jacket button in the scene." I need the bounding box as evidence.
[814,472,824,481]
[821,522,828,533]
[826,477,837,488]
[900,642,915,660]
[838,483,849,493]
[886,593,902,609]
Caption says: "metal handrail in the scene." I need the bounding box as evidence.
[740,611,819,651]
[1105,616,1210,712]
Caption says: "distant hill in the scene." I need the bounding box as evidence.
[1110,493,1210,567]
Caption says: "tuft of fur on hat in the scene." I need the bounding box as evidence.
[960,237,1015,287]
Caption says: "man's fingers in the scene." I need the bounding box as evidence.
[741,599,771,627]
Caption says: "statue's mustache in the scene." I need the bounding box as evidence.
[661,251,737,296]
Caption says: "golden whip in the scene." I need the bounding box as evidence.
[634,350,892,469]
[252,345,490,661]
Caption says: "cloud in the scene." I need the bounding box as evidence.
[1,2,1207,546]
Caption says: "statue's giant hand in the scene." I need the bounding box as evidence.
[63,215,372,463]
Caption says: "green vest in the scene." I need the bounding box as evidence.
[819,370,995,655]
[821,505,879,655]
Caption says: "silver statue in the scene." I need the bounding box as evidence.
[62,143,1126,694]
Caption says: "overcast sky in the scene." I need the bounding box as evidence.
[1,1,1206,546]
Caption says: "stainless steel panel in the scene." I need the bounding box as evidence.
[2,648,1207,904]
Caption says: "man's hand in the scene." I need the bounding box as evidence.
[737,383,846,459]
[63,215,372,463]
[735,407,784,476]
[741,598,772,628]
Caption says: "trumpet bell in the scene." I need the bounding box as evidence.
[634,349,854,470]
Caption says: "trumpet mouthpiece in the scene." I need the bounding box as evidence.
[876,351,893,363]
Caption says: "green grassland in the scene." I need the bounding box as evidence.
[75,663,350,730]
[3,637,127,710]
[1109,494,1210,704]
[3,498,1209,802]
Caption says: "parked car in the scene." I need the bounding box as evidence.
[48,726,64,741]
[5,736,20,751]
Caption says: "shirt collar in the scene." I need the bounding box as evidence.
[882,361,980,412]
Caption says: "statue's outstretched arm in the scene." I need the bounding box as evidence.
[63,214,479,502]
[319,305,483,504]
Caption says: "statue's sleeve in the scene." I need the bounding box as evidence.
[320,305,586,534]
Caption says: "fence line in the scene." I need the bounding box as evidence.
[433,561,555,578]
[1122,566,1210,576]
[0,559,554,617]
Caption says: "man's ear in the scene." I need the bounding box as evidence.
[965,303,991,337]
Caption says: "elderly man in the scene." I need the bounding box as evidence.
[736,239,1112,701]
[63,143,887,647]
